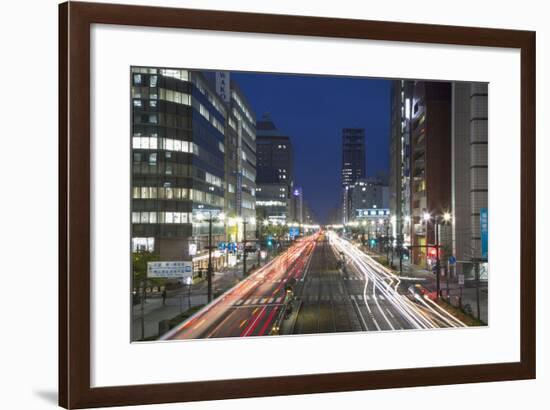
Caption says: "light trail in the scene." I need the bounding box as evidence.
[162,233,320,340]
[327,232,466,330]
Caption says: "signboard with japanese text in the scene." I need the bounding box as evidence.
[147,261,193,279]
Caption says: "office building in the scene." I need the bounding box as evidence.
[389,80,414,249]
[350,177,389,220]
[255,115,293,224]
[451,82,488,278]
[341,128,366,223]
[409,81,452,265]
[215,73,257,242]
[131,68,257,272]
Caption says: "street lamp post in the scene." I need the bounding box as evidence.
[400,215,411,275]
[197,211,224,304]
[241,217,255,277]
[424,211,451,299]
[207,213,213,303]
[185,276,192,310]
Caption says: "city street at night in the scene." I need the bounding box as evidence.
[163,231,467,340]
[130,67,489,341]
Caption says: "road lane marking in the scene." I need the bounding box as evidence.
[234,300,244,306]
[386,308,395,319]
[241,306,268,337]
[259,306,279,335]
[352,298,369,331]
[244,299,252,305]
[268,297,274,303]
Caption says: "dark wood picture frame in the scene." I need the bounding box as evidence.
[59,1,536,408]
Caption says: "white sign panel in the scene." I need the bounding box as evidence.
[215,71,230,102]
[147,261,193,279]
[188,243,197,256]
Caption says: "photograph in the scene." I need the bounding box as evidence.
[130,67,489,341]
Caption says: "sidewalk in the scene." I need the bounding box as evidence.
[362,246,488,324]
[131,256,274,340]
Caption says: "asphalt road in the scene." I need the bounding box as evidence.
[162,234,317,340]
[163,231,467,341]
[326,232,467,331]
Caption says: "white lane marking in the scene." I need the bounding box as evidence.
[244,299,252,305]
[352,298,369,331]
[350,295,356,301]
[267,297,274,304]
[275,297,282,303]
[261,297,268,304]
[386,308,395,319]
[357,295,363,301]
[235,299,244,306]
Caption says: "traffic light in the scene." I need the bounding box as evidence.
[267,239,273,247]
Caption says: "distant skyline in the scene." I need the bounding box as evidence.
[230,71,392,223]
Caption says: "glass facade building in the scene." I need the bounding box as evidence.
[131,67,238,261]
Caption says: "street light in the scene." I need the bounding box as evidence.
[196,210,224,303]
[423,211,452,299]
[241,216,254,277]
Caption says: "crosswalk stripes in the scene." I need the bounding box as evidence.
[232,293,384,307]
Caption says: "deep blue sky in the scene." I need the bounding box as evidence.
[231,72,391,223]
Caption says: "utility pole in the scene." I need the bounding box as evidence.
[398,221,404,275]
[140,280,145,340]
[435,221,441,299]
[385,223,390,265]
[207,214,213,303]
[242,219,248,277]
[474,258,481,321]
[201,210,224,304]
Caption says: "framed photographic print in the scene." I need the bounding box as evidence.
[59,1,536,408]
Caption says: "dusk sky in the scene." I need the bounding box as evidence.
[231,71,392,223]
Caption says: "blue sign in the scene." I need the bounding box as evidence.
[480,208,488,260]
[218,242,226,250]
[448,255,456,265]
[289,227,300,238]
